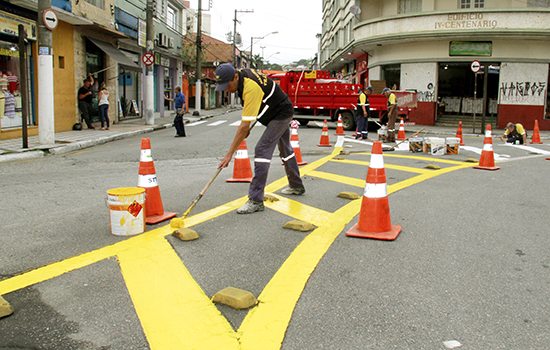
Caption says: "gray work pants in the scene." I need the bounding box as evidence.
[248,115,303,202]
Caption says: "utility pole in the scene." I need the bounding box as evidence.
[145,0,155,125]
[37,0,55,144]
[232,9,253,67]
[18,25,29,149]
[194,0,202,116]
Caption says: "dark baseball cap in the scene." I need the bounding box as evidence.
[215,63,236,91]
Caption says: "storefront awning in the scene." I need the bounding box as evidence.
[87,37,142,72]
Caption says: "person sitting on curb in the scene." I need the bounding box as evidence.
[501,122,527,144]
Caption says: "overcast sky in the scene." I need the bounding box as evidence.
[202,0,322,65]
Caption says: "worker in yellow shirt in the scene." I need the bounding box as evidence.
[383,87,398,142]
[501,122,527,144]
[215,63,305,214]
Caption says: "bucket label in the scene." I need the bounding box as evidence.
[127,200,143,217]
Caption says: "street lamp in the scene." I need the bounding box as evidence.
[262,52,280,72]
[250,31,278,68]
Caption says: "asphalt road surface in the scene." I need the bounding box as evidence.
[1,111,549,349]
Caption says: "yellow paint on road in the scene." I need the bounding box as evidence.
[0,144,472,349]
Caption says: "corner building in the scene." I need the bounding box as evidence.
[321,0,550,130]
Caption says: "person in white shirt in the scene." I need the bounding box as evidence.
[98,82,110,130]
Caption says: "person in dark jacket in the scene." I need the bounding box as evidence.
[356,86,372,140]
[77,74,96,129]
[215,63,304,214]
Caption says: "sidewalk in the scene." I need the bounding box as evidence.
[0,106,239,163]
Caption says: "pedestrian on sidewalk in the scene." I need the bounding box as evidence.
[78,74,97,129]
[215,63,305,214]
[98,82,110,130]
[165,86,186,137]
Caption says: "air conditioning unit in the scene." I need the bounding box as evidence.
[168,37,174,48]
[158,33,168,47]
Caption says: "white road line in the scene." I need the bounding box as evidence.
[229,121,241,126]
[461,145,510,160]
[186,121,208,127]
[500,143,550,155]
[208,120,227,126]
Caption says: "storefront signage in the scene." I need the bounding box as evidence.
[0,11,37,41]
[435,13,497,30]
[160,57,170,67]
[450,41,492,56]
[138,19,146,48]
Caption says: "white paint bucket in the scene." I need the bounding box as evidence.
[106,187,146,236]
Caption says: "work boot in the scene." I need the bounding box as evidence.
[237,199,264,214]
[281,186,305,195]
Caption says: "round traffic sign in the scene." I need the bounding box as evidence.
[142,53,155,66]
[43,9,58,31]
[471,60,481,73]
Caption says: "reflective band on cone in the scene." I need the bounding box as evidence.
[317,119,331,147]
[473,124,500,171]
[137,138,177,224]
[227,140,253,182]
[346,141,402,241]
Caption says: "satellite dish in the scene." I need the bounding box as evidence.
[350,5,361,15]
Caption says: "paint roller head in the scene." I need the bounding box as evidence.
[170,218,185,229]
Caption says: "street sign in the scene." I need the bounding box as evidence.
[142,53,155,66]
[471,60,481,73]
[43,9,58,31]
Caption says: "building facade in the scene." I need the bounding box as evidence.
[0,0,194,140]
[321,0,550,130]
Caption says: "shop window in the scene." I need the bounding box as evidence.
[85,0,104,10]
[0,41,24,128]
[528,0,550,7]
[382,64,401,91]
[399,0,422,14]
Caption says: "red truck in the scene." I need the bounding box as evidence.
[268,70,417,130]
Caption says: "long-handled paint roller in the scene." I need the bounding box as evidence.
[384,128,425,152]
[171,121,258,232]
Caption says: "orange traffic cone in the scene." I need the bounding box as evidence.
[530,120,543,144]
[290,120,307,165]
[456,121,465,145]
[226,140,253,182]
[396,118,406,141]
[473,125,500,171]
[138,138,177,224]
[317,119,331,147]
[335,114,345,135]
[346,141,402,241]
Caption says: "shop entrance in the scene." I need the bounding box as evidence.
[437,62,500,128]
[85,39,106,122]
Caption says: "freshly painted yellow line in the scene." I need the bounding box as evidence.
[118,237,239,350]
[265,197,333,227]
[308,170,366,188]
[329,158,431,174]
[0,145,473,350]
